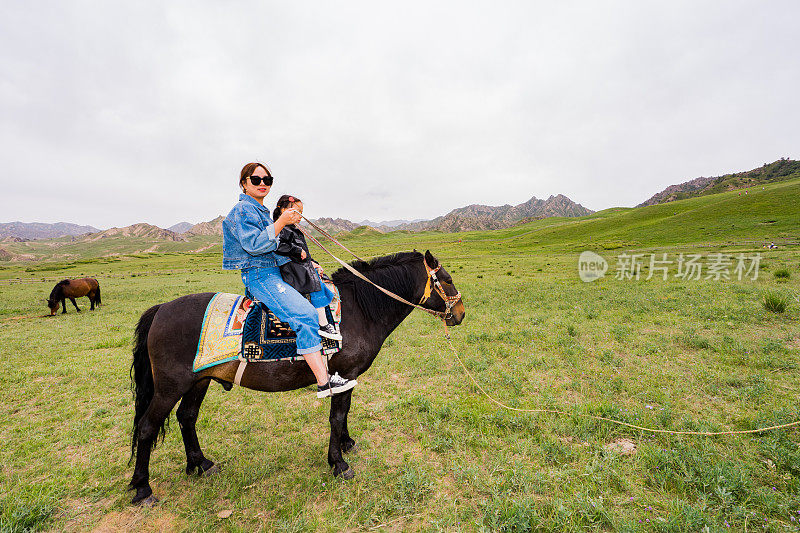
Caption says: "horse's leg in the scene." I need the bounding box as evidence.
[338,390,357,453]
[70,297,80,312]
[129,391,182,504]
[61,298,67,314]
[328,390,354,479]
[176,379,217,476]
[89,292,95,310]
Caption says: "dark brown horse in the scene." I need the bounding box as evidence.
[47,278,101,315]
[128,250,464,504]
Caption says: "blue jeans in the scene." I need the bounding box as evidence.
[241,266,323,355]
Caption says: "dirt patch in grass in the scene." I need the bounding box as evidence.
[88,509,181,533]
[62,444,92,468]
[89,509,144,533]
[605,438,637,456]
[53,497,116,532]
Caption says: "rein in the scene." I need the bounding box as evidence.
[297,215,461,321]
[296,214,800,436]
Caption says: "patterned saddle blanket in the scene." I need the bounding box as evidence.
[193,282,342,372]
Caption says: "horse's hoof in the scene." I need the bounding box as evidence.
[131,488,157,505]
[338,467,355,480]
[343,442,359,454]
[200,463,220,477]
[138,495,159,507]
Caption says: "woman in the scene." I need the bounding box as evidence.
[272,194,342,341]
[222,162,356,398]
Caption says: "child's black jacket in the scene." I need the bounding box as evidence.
[275,224,321,294]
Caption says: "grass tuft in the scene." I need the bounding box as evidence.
[774,267,790,280]
[0,492,56,533]
[762,291,788,313]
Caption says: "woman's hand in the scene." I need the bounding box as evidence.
[279,208,302,226]
[300,250,307,260]
[273,208,302,235]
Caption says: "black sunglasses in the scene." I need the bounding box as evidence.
[248,175,273,186]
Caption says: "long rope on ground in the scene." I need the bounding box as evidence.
[301,215,800,437]
[440,326,800,436]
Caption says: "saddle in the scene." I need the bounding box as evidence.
[192,282,342,372]
[240,289,341,362]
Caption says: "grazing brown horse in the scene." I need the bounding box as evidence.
[47,278,101,315]
[128,250,465,504]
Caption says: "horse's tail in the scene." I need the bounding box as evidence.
[94,285,101,306]
[130,304,162,462]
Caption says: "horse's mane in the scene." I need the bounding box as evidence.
[330,251,424,324]
[49,279,70,301]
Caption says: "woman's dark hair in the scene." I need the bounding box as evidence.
[273,194,302,221]
[239,162,271,191]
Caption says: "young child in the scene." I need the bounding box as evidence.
[272,195,342,341]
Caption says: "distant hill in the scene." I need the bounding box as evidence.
[186,216,225,236]
[82,223,185,242]
[305,194,592,235]
[338,225,385,238]
[355,218,424,228]
[385,194,593,232]
[305,218,361,236]
[181,215,383,239]
[0,247,35,261]
[0,221,100,240]
[491,175,800,251]
[3,177,798,262]
[638,158,800,207]
[1,191,591,244]
[167,222,194,233]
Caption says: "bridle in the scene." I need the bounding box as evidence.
[418,260,462,321]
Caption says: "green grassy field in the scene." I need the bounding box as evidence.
[1,183,799,532]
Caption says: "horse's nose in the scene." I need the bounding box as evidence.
[448,301,465,325]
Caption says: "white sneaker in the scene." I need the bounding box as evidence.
[319,323,343,341]
[315,372,357,398]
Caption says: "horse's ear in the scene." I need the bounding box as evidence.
[424,250,438,268]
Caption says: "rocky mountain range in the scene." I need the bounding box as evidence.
[0,192,593,243]
[6,159,796,243]
[304,194,593,235]
[167,222,194,233]
[0,221,100,240]
[355,218,425,228]
[82,223,186,242]
[305,218,363,235]
[388,194,593,232]
[638,158,799,207]
[185,216,225,236]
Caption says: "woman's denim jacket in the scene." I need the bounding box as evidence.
[222,194,292,270]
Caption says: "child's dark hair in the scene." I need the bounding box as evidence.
[273,194,302,221]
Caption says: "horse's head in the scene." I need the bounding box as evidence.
[46,280,67,315]
[419,250,465,327]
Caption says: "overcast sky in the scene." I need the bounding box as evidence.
[1,1,798,229]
